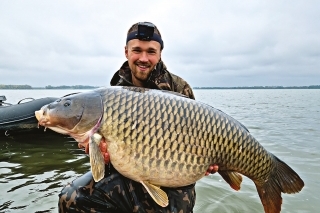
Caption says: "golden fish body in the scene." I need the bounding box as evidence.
[35,87,304,213]
[100,88,270,187]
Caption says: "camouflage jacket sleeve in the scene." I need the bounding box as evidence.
[168,73,195,100]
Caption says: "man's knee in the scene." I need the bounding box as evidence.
[58,182,78,212]
[58,172,94,213]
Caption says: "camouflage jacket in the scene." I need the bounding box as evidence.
[110,60,195,100]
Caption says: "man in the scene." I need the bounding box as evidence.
[59,22,218,213]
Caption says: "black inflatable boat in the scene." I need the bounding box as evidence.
[0,96,58,135]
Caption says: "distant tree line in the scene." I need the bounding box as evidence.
[193,85,320,89]
[0,84,99,89]
[45,85,99,89]
[0,84,32,89]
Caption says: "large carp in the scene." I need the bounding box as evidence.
[35,87,304,213]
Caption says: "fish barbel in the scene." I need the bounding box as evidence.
[35,87,304,213]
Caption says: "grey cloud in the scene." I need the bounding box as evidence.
[0,0,319,87]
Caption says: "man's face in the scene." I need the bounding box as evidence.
[125,39,161,87]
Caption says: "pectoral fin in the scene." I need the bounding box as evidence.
[218,171,243,191]
[89,133,105,182]
[140,181,169,207]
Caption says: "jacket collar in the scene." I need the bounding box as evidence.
[110,60,166,87]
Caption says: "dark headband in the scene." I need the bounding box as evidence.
[126,31,164,50]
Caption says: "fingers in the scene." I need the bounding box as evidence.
[78,143,89,154]
[85,143,89,154]
[77,137,111,165]
[205,164,219,176]
[99,138,107,152]
[211,164,219,173]
[100,138,110,164]
[104,152,110,164]
[78,143,83,149]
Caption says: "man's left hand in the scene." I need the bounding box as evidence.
[205,164,219,176]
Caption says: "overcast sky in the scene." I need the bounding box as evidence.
[1,0,319,87]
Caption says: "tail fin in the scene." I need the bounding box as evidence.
[255,156,304,213]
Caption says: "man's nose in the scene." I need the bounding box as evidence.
[139,52,148,62]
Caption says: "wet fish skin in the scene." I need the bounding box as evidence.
[35,87,304,213]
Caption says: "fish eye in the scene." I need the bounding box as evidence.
[64,100,71,107]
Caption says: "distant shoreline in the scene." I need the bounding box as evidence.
[193,85,320,89]
[0,85,100,90]
[0,85,319,89]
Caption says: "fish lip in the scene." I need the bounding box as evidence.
[35,109,43,121]
[35,109,51,127]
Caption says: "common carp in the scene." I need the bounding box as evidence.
[35,87,304,213]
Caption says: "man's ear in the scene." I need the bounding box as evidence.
[125,46,128,59]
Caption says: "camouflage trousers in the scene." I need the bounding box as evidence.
[58,165,196,213]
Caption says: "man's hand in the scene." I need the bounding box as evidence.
[205,164,219,176]
[79,137,110,164]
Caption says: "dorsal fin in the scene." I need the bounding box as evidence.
[122,86,189,98]
[160,90,189,98]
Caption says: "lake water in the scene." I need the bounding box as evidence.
[0,89,319,213]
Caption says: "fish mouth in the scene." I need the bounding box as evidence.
[35,109,51,126]
[35,108,73,135]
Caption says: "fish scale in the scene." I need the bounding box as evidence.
[35,86,304,212]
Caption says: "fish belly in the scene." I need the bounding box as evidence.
[106,137,210,187]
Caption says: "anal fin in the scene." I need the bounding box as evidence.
[218,171,243,191]
[140,181,169,207]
